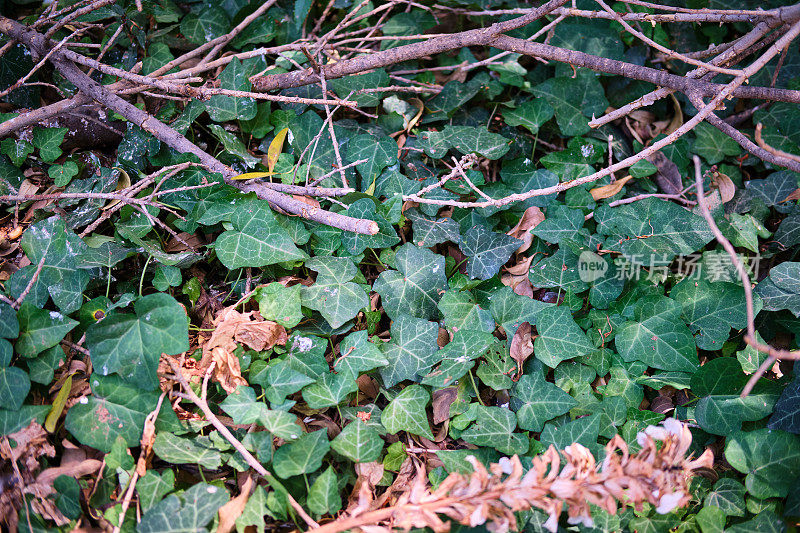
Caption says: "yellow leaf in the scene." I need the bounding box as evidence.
[268,127,289,174]
[45,373,73,433]
[590,175,633,200]
[102,168,131,210]
[230,171,275,181]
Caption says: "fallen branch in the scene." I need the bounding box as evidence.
[0,16,378,236]
[251,0,570,91]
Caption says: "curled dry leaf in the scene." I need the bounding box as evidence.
[590,175,633,201]
[315,419,713,533]
[216,473,254,533]
[506,206,544,253]
[711,171,736,203]
[200,306,288,393]
[502,255,535,297]
[432,387,459,425]
[646,151,683,195]
[509,322,533,378]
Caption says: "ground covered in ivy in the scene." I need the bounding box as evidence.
[1,0,800,531]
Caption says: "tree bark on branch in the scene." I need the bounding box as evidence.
[0,16,379,235]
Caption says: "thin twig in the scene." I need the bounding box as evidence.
[166,360,319,528]
[692,156,800,398]
[12,255,47,310]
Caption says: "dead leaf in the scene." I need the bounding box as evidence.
[665,94,683,135]
[646,151,683,195]
[590,175,633,200]
[216,474,254,533]
[34,459,103,495]
[432,387,458,425]
[200,307,288,393]
[348,462,385,515]
[712,171,735,203]
[437,327,450,348]
[506,206,544,253]
[509,322,533,378]
[505,255,534,276]
[0,422,55,473]
[102,167,131,210]
[292,195,321,210]
[781,189,800,203]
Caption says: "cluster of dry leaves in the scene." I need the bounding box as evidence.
[1,422,102,532]
[316,418,712,533]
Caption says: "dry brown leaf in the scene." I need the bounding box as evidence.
[712,171,736,203]
[432,387,458,425]
[509,322,533,378]
[665,93,684,135]
[33,459,103,496]
[0,422,55,472]
[590,175,633,201]
[782,188,800,203]
[200,307,288,393]
[506,206,544,253]
[504,255,535,276]
[348,462,385,515]
[647,151,683,195]
[292,195,321,210]
[216,474,254,533]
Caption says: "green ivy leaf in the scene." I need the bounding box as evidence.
[138,482,229,533]
[531,71,608,136]
[65,375,178,453]
[32,126,67,163]
[459,225,521,280]
[214,198,307,269]
[422,329,495,387]
[152,433,226,469]
[418,125,510,160]
[502,99,554,135]
[373,244,448,321]
[137,470,175,513]
[272,429,330,478]
[405,208,460,248]
[302,372,358,409]
[704,478,746,517]
[382,384,433,439]
[725,428,800,498]
[253,282,303,328]
[693,122,741,164]
[615,295,698,372]
[671,279,754,350]
[534,306,594,368]
[334,330,388,379]
[307,465,342,516]
[0,367,30,412]
[511,372,577,432]
[489,285,551,339]
[7,216,91,313]
[340,198,399,255]
[15,303,78,358]
[0,302,18,339]
[438,290,495,334]
[461,405,528,455]
[301,256,369,329]
[595,198,714,263]
[86,293,188,389]
[330,419,383,462]
[345,134,397,183]
[379,315,439,387]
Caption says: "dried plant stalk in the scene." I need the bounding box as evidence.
[315,419,713,533]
